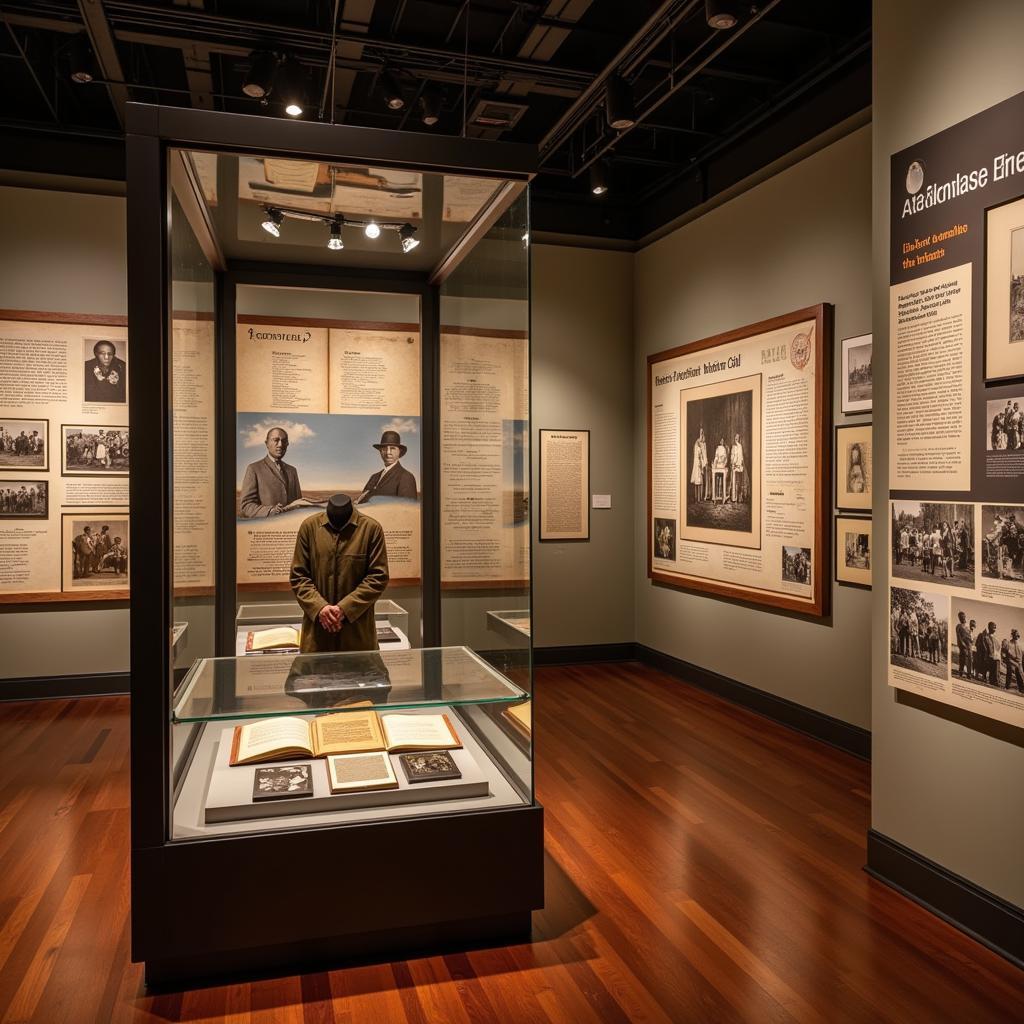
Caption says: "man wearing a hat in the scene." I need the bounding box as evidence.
[977,621,1000,688]
[1002,627,1023,692]
[356,430,417,503]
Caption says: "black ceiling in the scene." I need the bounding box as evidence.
[0,1,871,242]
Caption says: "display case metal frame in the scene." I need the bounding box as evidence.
[127,102,540,986]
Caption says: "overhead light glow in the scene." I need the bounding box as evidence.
[364,220,381,240]
[590,162,610,196]
[399,224,420,253]
[382,69,405,111]
[605,76,636,131]
[242,50,279,100]
[420,87,442,127]
[705,0,738,30]
[327,219,344,250]
[261,207,283,237]
[276,56,308,117]
[69,33,95,84]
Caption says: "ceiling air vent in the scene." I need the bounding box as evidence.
[468,99,528,131]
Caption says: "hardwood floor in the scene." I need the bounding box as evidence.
[0,662,1021,1022]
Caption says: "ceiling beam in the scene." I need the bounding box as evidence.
[77,0,129,125]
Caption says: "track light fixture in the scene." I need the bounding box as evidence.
[327,218,344,251]
[242,50,280,100]
[69,33,95,84]
[420,87,442,127]
[261,207,283,237]
[605,76,636,131]
[276,56,308,116]
[399,224,420,253]
[381,69,406,111]
[705,0,738,30]
[589,162,610,196]
[364,220,381,240]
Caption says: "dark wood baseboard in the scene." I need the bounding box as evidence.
[636,644,870,759]
[866,829,1024,970]
[533,643,637,666]
[0,672,130,701]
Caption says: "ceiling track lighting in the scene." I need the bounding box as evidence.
[705,0,739,30]
[327,217,344,251]
[260,207,283,237]
[261,206,420,253]
[275,55,308,116]
[604,75,636,131]
[381,69,406,111]
[399,223,420,253]
[589,161,610,196]
[364,220,381,240]
[242,50,280,100]
[69,33,95,84]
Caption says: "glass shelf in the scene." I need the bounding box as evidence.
[173,645,527,723]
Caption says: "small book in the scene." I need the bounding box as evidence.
[502,701,531,740]
[245,626,300,653]
[229,710,461,767]
[376,623,399,643]
[399,750,462,784]
[327,751,398,794]
[252,764,313,801]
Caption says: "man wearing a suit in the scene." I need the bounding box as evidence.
[356,430,417,504]
[84,340,127,403]
[239,427,303,517]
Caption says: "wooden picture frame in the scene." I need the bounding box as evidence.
[839,333,872,414]
[984,193,1024,385]
[835,515,872,589]
[539,428,590,542]
[647,303,832,617]
[835,422,872,512]
[0,479,48,520]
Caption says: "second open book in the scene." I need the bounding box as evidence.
[229,709,462,767]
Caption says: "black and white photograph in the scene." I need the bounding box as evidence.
[835,423,871,512]
[981,504,1024,583]
[685,386,755,534]
[985,396,1024,450]
[1011,225,1024,344]
[840,333,872,414]
[83,337,128,404]
[654,517,676,561]
[985,195,1024,383]
[890,501,975,590]
[0,418,48,471]
[62,425,129,476]
[890,586,948,681]
[0,480,47,519]
[62,510,130,591]
[835,515,871,588]
[782,546,812,585]
[950,596,1024,695]
[398,750,462,784]
[252,764,314,801]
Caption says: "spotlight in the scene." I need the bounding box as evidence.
[261,207,283,237]
[327,218,344,251]
[420,87,442,127]
[705,0,738,30]
[382,69,405,111]
[399,224,420,253]
[589,162,610,196]
[605,76,635,131]
[276,56,308,116]
[69,33,95,84]
[364,220,381,240]
[242,50,279,100]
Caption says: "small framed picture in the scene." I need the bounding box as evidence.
[539,428,590,542]
[985,195,1024,384]
[835,515,871,588]
[61,507,130,593]
[835,423,871,512]
[252,764,313,801]
[61,425,130,476]
[0,418,48,472]
[83,336,128,404]
[0,479,48,519]
[840,334,872,414]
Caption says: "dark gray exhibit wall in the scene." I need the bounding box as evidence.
[871,0,1024,911]
[633,125,873,730]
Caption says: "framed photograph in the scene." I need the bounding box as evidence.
[984,395,1024,452]
[252,765,313,801]
[889,586,949,682]
[835,423,871,512]
[0,480,48,520]
[83,336,128,404]
[647,303,831,617]
[0,418,48,471]
[61,425,130,476]
[980,503,1024,585]
[835,515,871,588]
[985,195,1024,384]
[539,428,589,542]
[890,500,975,592]
[398,750,462,784]
[840,333,872,414]
[61,508,130,593]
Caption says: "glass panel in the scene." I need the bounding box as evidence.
[173,646,526,723]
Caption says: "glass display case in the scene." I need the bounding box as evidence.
[127,103,538,984]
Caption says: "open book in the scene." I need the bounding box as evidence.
[229,710,462,766]
[245,626,300,653]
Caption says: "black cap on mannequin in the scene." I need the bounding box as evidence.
[326,493,353,529]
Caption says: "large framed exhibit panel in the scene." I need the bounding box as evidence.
[127,103,540,985]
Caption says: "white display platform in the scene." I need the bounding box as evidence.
[204,733,489,823]
[235,622,411,655]
[173,705,525,838]
[486,610,531,642]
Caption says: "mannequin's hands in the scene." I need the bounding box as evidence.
[318,604,344,633]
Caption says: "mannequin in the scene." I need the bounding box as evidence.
[326,493,353,529]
